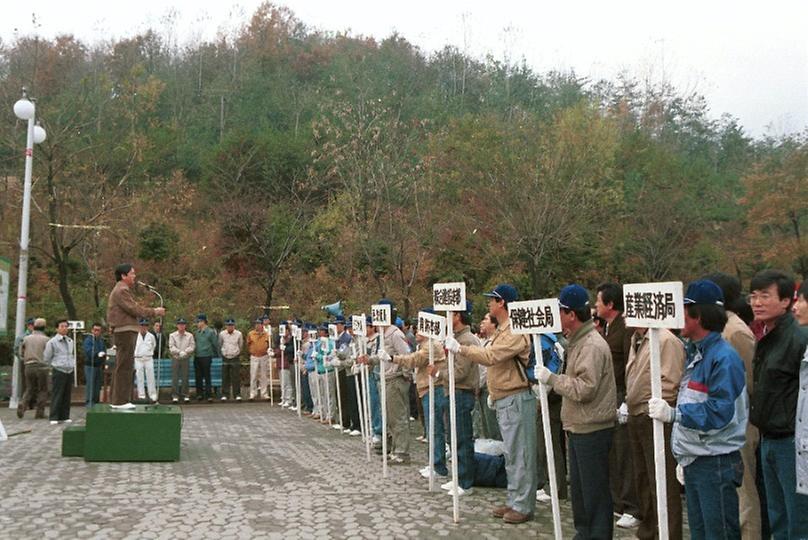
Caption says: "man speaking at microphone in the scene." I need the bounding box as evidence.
[106,263,166,409]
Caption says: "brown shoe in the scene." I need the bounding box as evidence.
[16,405,24,419]
[492,505,512,518]
[503,509,533,524]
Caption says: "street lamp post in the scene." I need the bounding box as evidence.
[9,89,46,410]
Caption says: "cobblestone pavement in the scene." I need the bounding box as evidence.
[1,403,681,539]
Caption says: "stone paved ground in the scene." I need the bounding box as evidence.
[0,403,685,539]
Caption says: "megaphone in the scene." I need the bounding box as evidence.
[321,301,343,318]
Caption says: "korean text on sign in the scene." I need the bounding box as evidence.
[433,282,466,311]
[416,311,445,340]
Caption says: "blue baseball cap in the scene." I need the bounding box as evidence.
[559,284,590,310]
[483,284,519,303]
[196,313,207,322]
[176,318,187,324]
[138,318,149,325]
[378,298,395,309]
[225,318,235,325]
[335,316,347,325]
[684,280,724,306]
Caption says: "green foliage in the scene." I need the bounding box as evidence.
[138,223,179,261]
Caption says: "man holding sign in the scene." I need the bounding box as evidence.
[444,284,536,524]
[648,279,748,539]
[535,284,616,539]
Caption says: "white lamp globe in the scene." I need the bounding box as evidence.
[13,99,35,120]
[33,125,47,144]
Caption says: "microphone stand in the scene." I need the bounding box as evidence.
[141,283,163,409]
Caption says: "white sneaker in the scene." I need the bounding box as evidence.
[446,486,471,497]
[332,424,342,430]
[110,403,136,410]
[419,466,431,478]
[372,435,381,444]
[221,396,227,401]
[172,397,179,403]
[616,514,641,529]
[349,430,362,436]
[440,480,454,491]
[420,467,448,479]
[236,396,242,401]
[536,489,552,503]
[50,420,58,425]
[63,419,73,424]
[150,396,158,403]
[183,397,190,402]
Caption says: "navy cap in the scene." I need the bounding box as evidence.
[559,284,590,310]
[465,300,473,313]
[378,298,395,309]
[261,315,270,322]
[304,322,318,331]
[365,315,373,325]
[26,317,34,324]
[196,313,207,322]
[420,307,435,314]
[138,318,149,325]
[334,316,346,325]
[176,318,187,324]
[483,284,519,303]
[225,318,235,325]
[684,280,724,306]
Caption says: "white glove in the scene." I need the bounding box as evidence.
[486,394,494,409]
[617,402,629,425]
[378,350,391,363]
[444,336,461,354]
[98,352,106,358]
[268,350,275,358]
[536,365,552,384]
[676,464,684,486]
[331,359,341,368]
[648,397,676,423]
[531,384,542,398]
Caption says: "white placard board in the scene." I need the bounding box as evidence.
[279,324,287,337]
[328,324,338,340]
[307,329,318,341]
[623,282,685,329]
[292,324,302,340]
[433,282,466,312]
[416,311,446,340]
[352,315,367,336]
[68,320,85,330]
[371,304,391,327]
[508,299,562,335]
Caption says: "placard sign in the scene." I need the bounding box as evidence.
[292,324,302,340]
[417,311,446,340]
[508,299,562,335]
[433,282,466,312]
[328,324,338,340]
[68,320,85,331]
[371,304,391,327]
[351,315,367,336]
[264,324,273,338]
[307,329,318,341]
[279,324,287,337]
[623,282,685,329]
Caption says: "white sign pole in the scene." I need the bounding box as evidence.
[649,327,669,540]
[363,340,372,461]
[68,321,84,386]
[372,304,391,478]
[623,281,684,540]
[334,356,344,431]
[428,338,436,492]
[266,325,274,406]
[532,335,562,540]
[433,282,465,524]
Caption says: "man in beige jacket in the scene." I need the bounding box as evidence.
[625,326,685,539]
[106,264,165,408]
[537,284,616,539]
[445,284,536,524]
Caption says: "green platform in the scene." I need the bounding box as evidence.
[61,425,86,457]
[61,404,182,462]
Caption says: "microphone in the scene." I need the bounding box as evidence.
[138,281,156,290]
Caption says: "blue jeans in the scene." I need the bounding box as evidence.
[495,390,538,515]
[684,451,743,540]
[455,389,476,489]
[422,386,448,476]
[84,365,103,406]
[369,371,382,436]
[569,428,614,539]
[760,436,808,539]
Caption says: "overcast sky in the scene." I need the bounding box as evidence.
[3,0,806,138]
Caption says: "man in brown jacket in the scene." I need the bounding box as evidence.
[445,284,536,524]
[706,272,760,539]
[106,264,165,408]
[596,282,641,529]
[625,326,685,539]
[18,318,50,419]
[537,284,616,539]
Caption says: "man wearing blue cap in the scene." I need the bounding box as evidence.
[535,284,616,538]
[445,283,536,524]
[219,318,244,401]
[194,314,220,402]
[648,279,748,539]
[169,318,194,402]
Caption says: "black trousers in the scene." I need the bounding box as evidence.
[50,369,73,421]
[195,356,213,398]
[344,373,361,431]
[221,358,241,398]
[569,427,614,540]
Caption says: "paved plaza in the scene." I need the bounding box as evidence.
[1,403,668,539]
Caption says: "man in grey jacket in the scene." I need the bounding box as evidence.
[44,319,75,424]
[18,318,50,419]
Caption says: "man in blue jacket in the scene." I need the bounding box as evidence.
[83,323,107,407]
[649,279,748,539]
